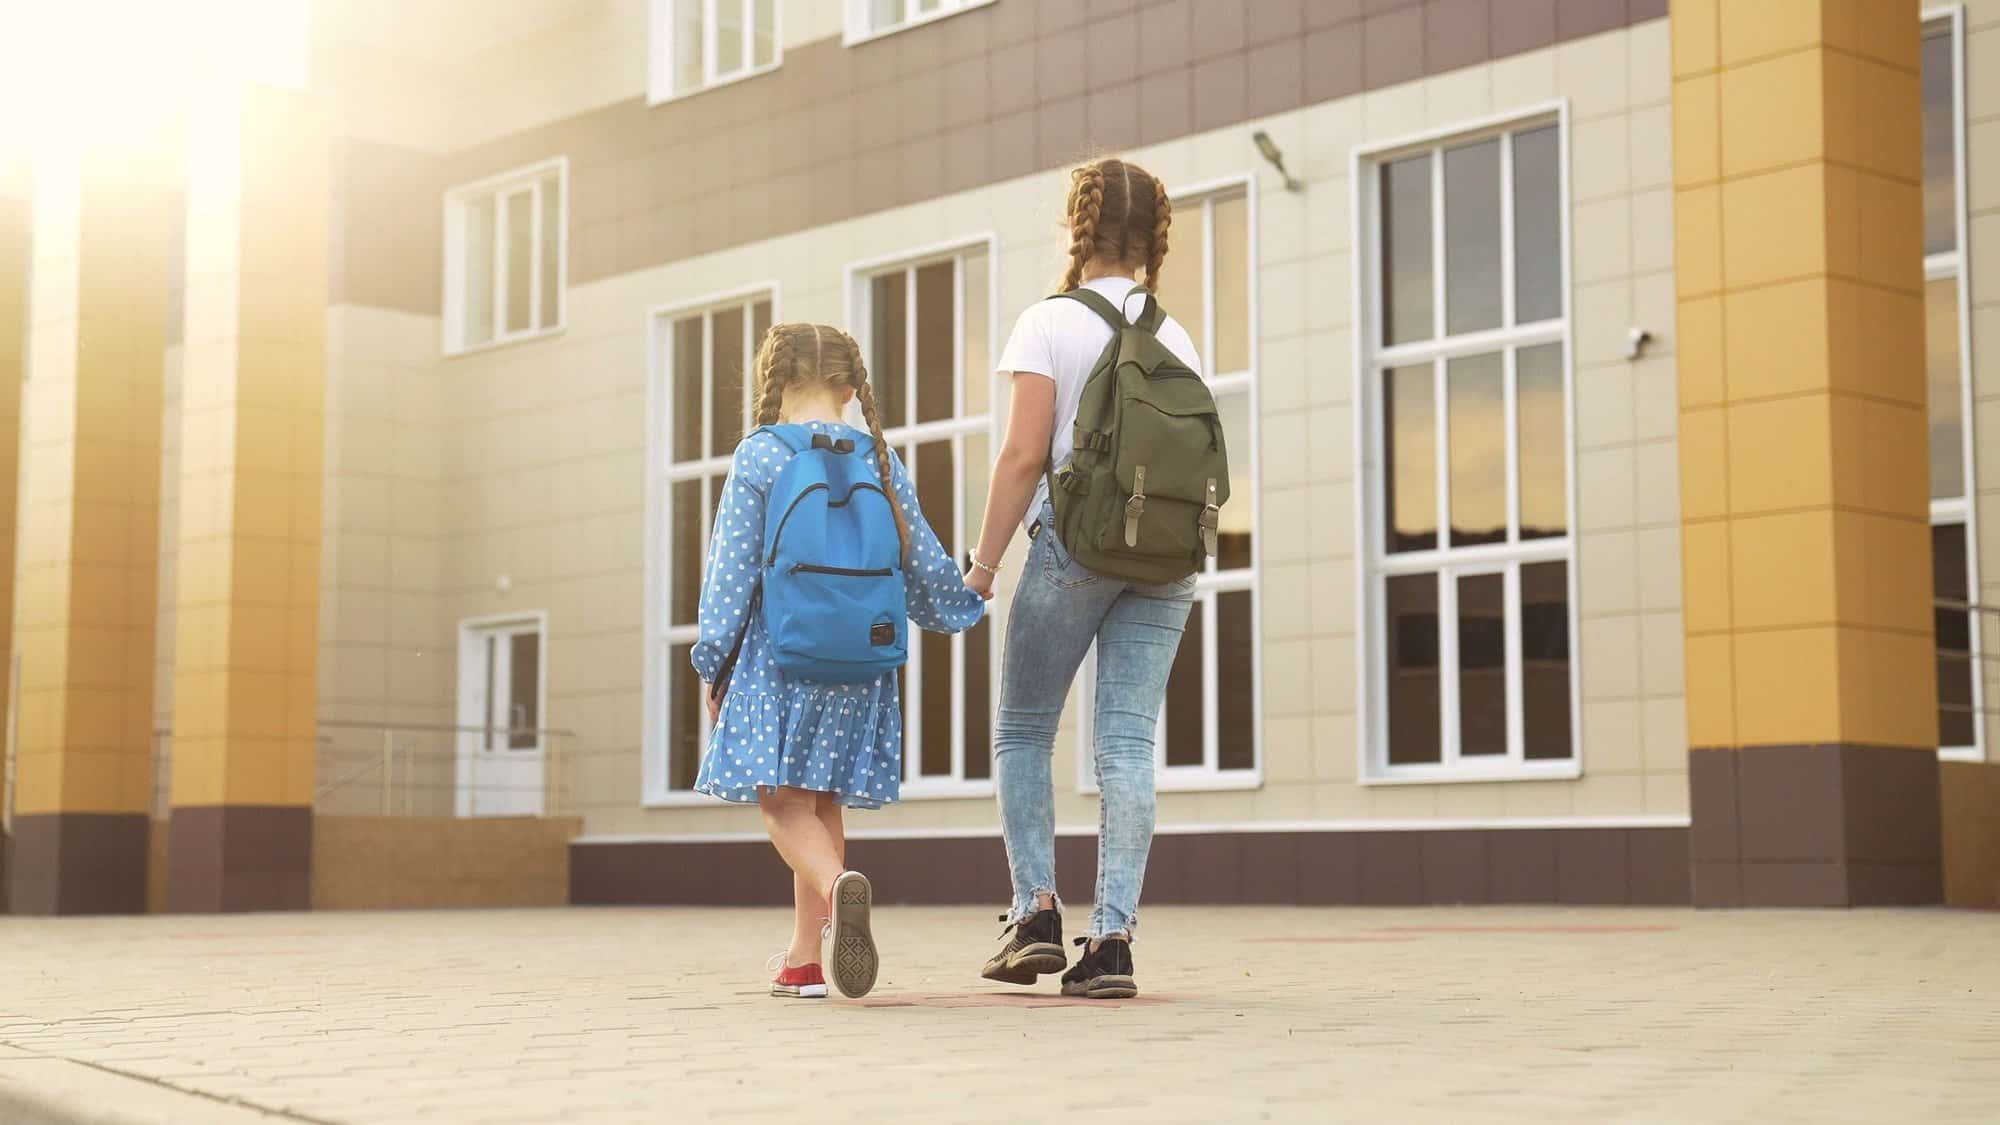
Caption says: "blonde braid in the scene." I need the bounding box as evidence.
[753,325,794,425]
[845,332,912,564]
[1144,172,1171,292]
[1059,164,1106,293]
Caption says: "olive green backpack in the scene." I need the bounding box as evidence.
[1044,287,1229,585]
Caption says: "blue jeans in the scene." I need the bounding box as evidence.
[994,505,1195,939]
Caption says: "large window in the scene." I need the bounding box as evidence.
[850,240,996,794]
[1358,109,1578,781]
[444,159,565,354]
[844,0,994,45]
[1923,8,1980,760]
[649,288,775,800]
[1077,183,1262,790]
[649,0,779,103]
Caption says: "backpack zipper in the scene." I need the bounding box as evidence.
[790,563,894,577]
[765,481,888,566]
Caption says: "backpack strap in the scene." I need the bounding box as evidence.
[1054,286,1164,335]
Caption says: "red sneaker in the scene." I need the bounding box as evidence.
[770,960,827,998]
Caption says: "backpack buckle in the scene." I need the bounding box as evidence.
[1199,478,1220,556]
[1124,466,1147,547]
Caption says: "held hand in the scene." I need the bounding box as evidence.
[705,682,723,724]
[965,566,996,601]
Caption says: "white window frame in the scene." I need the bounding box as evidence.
[845,234,1001,799]
[1076,174,1265,796]
[647,0,783,105]
[1924,5,1983,762]
[642,282,781,808]
[442,157,568,356]
[1352,102,1584,785]
[843,0,996,47]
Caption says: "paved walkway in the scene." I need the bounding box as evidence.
[0,905,1995,1123]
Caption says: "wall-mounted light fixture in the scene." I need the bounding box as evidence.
[1252,130,1302,192]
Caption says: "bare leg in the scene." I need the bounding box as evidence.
[758,787,845,965]
[781,794,849,964]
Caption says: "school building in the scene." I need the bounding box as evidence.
[1,0,1997,916]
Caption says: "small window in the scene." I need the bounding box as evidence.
[1360,111,1577,781]
[650,0,780,103]
[444,159,565,354]
[845,0,993,45]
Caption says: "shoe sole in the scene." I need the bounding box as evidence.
[770,983,828,998]
[1060,974,1138,1000]
[979,942,1066,986]
[829,872,878,998]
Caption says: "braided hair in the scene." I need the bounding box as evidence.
[1058,156,1171,293]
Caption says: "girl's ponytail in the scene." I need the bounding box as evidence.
[1060,163,1107,293]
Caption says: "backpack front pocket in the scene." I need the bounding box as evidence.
[767,564,906,681]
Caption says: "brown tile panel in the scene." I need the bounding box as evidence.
[1940,762,2000,909]
[1688,745,1943,908]
[7,814,150,916]
[337,0,1671,306]
[570,825,1694,906]
[167,806,313,913]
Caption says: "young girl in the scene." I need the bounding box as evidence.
[691,322,985,1000]
[964,157,1202,999]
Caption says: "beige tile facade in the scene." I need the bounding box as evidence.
[281,13,1696,842]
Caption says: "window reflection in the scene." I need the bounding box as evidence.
[1385,364,1437,552]
[1448,353,1506,547]
[1165,601,1206,767]
[870,271,907,427]
[1517,343,1567,540]
[916,261,956,423]
[1387,573,1441,764]
[1217,591,1255,771]
[1922,24,1957,257]
[1934,523,1974,749]
[1217,391,1253,570]
[1457,573,1505,756]
[1520,561,1572,760]
[1214,194,1250,375]
[1382,154,1434,345]
[1925,277,1963,501]
[1513,126,1562,325]
[1445,139,1502,335]
[711,306,745,457]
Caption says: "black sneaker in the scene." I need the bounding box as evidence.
[1060,936,1136,999]
[980,907,1065,985]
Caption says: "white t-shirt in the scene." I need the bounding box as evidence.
[995,277,1205,529]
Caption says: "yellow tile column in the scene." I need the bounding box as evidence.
[1674,0,1941,907]
[0,160,26,896]
[166,85,328,912]
[8,134,176,915]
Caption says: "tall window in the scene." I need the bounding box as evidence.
[1922,9,1979,760]
[845,0,993,44]
[444,159,565,354]
[852,242,995,792]
[1154,186,1260,778]
[649,0,779,102]
[1360,111,1578,780]
[653,289,774,797]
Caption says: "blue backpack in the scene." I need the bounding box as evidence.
[713,424,907,695]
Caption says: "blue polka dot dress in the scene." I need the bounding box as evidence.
[690,421,986,809]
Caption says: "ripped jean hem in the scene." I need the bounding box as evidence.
[1006,889,1064,926]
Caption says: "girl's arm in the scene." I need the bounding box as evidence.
[887,450,986,634]
[966,373,1056,599]
[690,443,770,693]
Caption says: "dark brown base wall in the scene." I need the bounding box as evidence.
[1690,746,1943,908]
[1941,761,2000,908]
[6,813,151,915]
[570,827,1693,907]
[167,805,313,913]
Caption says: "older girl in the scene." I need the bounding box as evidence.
[692,323,985,999]
[965,157,1202,999]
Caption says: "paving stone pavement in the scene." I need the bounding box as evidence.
[0,905,1996,1123]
